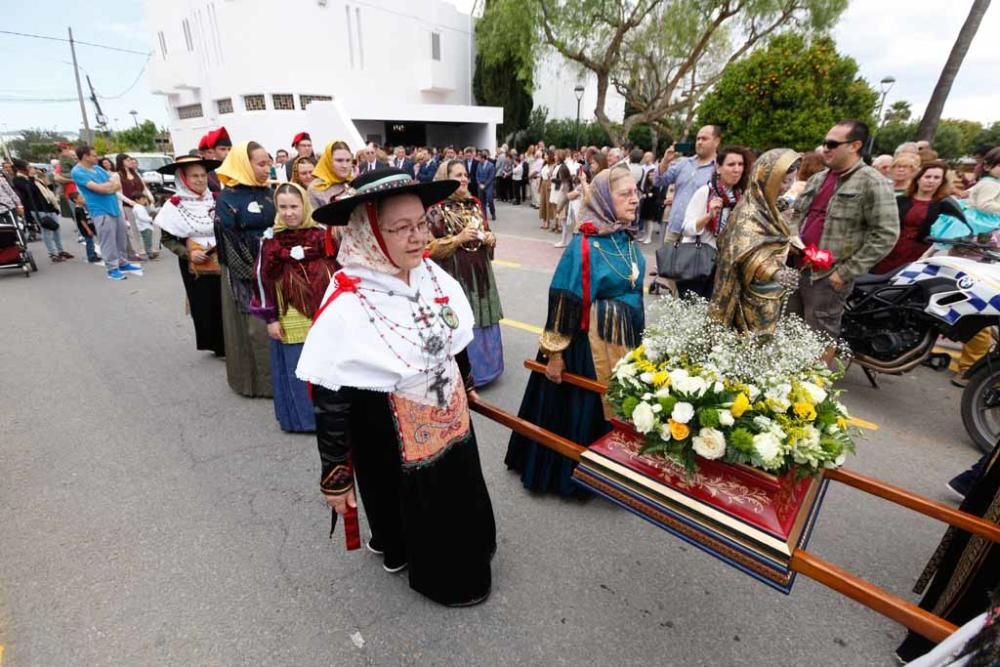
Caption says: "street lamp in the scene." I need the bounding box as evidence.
[129,110,139,128]
[876,76,896,125]
[868,75,895,157]
[574,84,585,149]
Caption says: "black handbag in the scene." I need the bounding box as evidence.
[656,239,716,282]
[37,214,60,231]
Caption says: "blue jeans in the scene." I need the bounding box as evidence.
[40,223,65,256]
[84,235,98,261]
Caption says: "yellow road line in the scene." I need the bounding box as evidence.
[848,416,879,431]
[1,644,5,666]
[500,318,543,335]
[491,259,522,269]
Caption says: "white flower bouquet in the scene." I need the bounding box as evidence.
[607,297,857,477]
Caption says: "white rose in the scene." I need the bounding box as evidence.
[800,381,827,405]
[632,402,656,434]
[671,402,695,424]
[765,383,792,411]
[657,423,672,441]
[718,409,735,427]
[746,384,761,401]
[676,375,708,397]
[713,381,725,394]
[615,363,637,380]
[752,432,782,463]
[669,368,690,385]
[692,428,726,460]
[655,387,671,398]
[640,372,655,385]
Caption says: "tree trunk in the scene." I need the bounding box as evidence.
[917,0,991,142]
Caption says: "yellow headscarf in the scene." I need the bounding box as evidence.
[311,139,353,191]
[272,181,317,233]
[216,140,268,187]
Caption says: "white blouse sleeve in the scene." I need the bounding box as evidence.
[682,185,710,239]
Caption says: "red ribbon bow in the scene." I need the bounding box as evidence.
[434,296,450,305]
[578,222,599,237]
[169,195,181,206]
[803,244,835,272]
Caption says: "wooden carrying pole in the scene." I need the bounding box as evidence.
[465,359,1000,643]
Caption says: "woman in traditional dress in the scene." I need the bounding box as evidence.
[707,148,803,336]
[307,140,354,210]
[505,163,644,497]
[895,442,1000,663]
[155,155,226,357]
[426,160,504,387]
[539,149,555,230]
[251,182,338,432]
[297,167,496,606]
[290,156,316,189]
[215,141,276,397]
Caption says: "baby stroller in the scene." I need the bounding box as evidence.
[0,208,39,277]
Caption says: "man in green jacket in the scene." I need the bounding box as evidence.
[788,120,900,346]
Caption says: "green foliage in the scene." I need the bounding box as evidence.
[113,120,161,152]
[972,122,1000,156]
[7,129,69,163]
[515,106,616,150]
[873,116,985,158]
[473,0,534,142]
[883,100,912,124]
[696,34,878,152]
[479,0,848,145]
[872,121,917,156]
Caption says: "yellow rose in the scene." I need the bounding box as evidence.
[793,402,817,421]
[669,419,690,441]
[652,371,671,387]
[731,393,750,418]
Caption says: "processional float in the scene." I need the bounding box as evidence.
[469,359,999,645]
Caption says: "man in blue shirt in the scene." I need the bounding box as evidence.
[655,125,722,244]
[71,144,142,281]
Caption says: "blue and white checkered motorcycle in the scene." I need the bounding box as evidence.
[841,236,1000,453]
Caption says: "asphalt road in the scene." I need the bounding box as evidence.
[0,203,984,666]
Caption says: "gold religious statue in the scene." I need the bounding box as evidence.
[707,148,803,335]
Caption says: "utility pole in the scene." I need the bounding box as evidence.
[68,27,91,141]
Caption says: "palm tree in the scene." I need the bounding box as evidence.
[918,0,991,141]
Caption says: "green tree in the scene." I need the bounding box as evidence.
[8,129,69,162]
[473,0,534,143]
[696,34,877,151]
[476,0,847,146]
[883,100,912,124]
[972,122,1000,156]
[872,121,917,156]
[939,118,983,157]
[112,120,161,152]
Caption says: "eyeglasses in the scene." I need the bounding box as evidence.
[382,218,430,237]
[822,139,855,150]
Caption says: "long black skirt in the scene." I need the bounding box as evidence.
[350,390,496,606]
[504,333,609,498]
[176,257,226,357]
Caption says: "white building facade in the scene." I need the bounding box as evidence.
[144,0,503,154]
[532,51,626,124]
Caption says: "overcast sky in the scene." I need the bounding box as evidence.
[0,0,995,136]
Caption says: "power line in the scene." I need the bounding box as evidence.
[100,54,152,99]
[0,29,151,56]
[0,52,151,103]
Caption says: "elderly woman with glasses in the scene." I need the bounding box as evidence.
[297,167,496,607]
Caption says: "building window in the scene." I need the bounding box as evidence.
[216,98,233,114]
[182,19,194,52]
[176,104,203,120]
[431,32,441,61]
[272,94,295,111]
[244,94,266,111]
[300,94,332,110]
[157,31,168,59]
[345,6,355,69]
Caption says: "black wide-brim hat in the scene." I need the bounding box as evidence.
[312,167,458,226]
[156,154,223,175]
